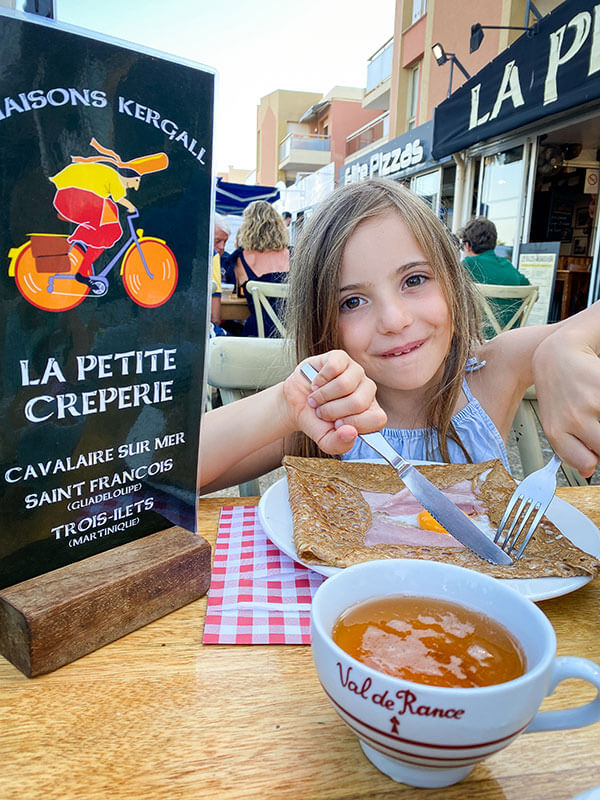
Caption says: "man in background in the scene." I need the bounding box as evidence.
[459,216,530,334]
[211,214,230,328]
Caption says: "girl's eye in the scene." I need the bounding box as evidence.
[404,273,428,289]
[340,295,365,311]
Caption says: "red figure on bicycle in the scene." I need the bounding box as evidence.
[49,138,168,287]
[8,138,178,312]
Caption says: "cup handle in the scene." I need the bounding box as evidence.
[525,657,600,733]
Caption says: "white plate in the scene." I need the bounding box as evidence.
[258,476,600,602]
[571,789,600,800]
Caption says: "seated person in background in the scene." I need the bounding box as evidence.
[459,216,530,336]
[211,214,230,336]
[234,200,290,338]
[220,247,237,286]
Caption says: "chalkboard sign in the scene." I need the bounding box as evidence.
[547,196,573,243]
[518,242,561,325]
[0,11,214,588]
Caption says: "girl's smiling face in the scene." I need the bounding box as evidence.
[338,212,453,402]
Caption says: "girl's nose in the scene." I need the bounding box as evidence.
[376,296,413,333]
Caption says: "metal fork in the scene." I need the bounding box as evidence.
[494,454,562,559]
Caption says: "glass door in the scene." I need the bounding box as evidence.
[476,145,526,261]
[411,169,441,215]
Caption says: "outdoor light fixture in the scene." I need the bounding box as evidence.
[432,42,447,66]
[22,0,54,17]
[469,21,539,53]
[470,0,542,53]
[431,43,471,99]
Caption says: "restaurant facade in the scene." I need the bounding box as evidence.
[432,0,600,321]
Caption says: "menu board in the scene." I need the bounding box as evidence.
[518,243,561,325]
[0,11,214,588]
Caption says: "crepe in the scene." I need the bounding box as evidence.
[283,456,600,579]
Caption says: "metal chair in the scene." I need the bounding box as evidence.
[206,336,295,495]
[244,280,288,338]
[473,284,539,336]
[510,386,587,486]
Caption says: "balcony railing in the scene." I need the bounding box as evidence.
[280,133,330,162]
[366,38,393,93]
[345,114,389,157]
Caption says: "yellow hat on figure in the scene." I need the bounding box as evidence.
[71,138,169,175]
[123,152,169,175]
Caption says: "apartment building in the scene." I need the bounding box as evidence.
[256,87,381,188]
[342,2,555,226]
[255,2,600,316]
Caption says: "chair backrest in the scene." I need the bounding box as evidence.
[510,385,587,486]
[244,280,289,338]
[473,284,539,336]
[207,335,295,404]
[206,336,296,495]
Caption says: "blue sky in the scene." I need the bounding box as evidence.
[55,0,395,174]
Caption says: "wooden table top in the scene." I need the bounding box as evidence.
[1,488,600,800]
[220,291,250,321]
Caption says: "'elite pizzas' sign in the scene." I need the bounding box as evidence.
[0,11,214,588]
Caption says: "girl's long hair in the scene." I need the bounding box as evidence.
[285,178,481,460]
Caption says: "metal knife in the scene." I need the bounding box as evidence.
[300,362,512,566]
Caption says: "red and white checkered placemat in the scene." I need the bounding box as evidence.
[203,505,325,645]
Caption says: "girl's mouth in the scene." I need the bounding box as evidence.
[379,340,425,358]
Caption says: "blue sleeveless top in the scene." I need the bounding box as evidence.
[342,361,510,472]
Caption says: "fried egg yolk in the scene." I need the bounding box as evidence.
[417,510,451,533]
[417,509,471,534]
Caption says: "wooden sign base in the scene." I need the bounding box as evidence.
[0,527,211,677]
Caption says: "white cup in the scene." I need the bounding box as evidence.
[311,559,600,789]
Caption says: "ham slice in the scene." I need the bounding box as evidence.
[361,479,488,548]
[364,516,464,548]
[362,479,486,517]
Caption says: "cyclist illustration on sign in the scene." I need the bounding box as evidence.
[8,138,178,312]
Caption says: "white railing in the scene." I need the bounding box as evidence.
[366,38,393,93]
[280,133,330,162]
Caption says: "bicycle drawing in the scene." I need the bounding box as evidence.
[9,211,178,312]
[7,138,178,312]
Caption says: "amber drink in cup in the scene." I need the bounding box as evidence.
[310,559,600,789]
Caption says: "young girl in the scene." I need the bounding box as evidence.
[200,179,600,493]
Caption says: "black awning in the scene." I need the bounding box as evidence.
[432,0,600,159]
